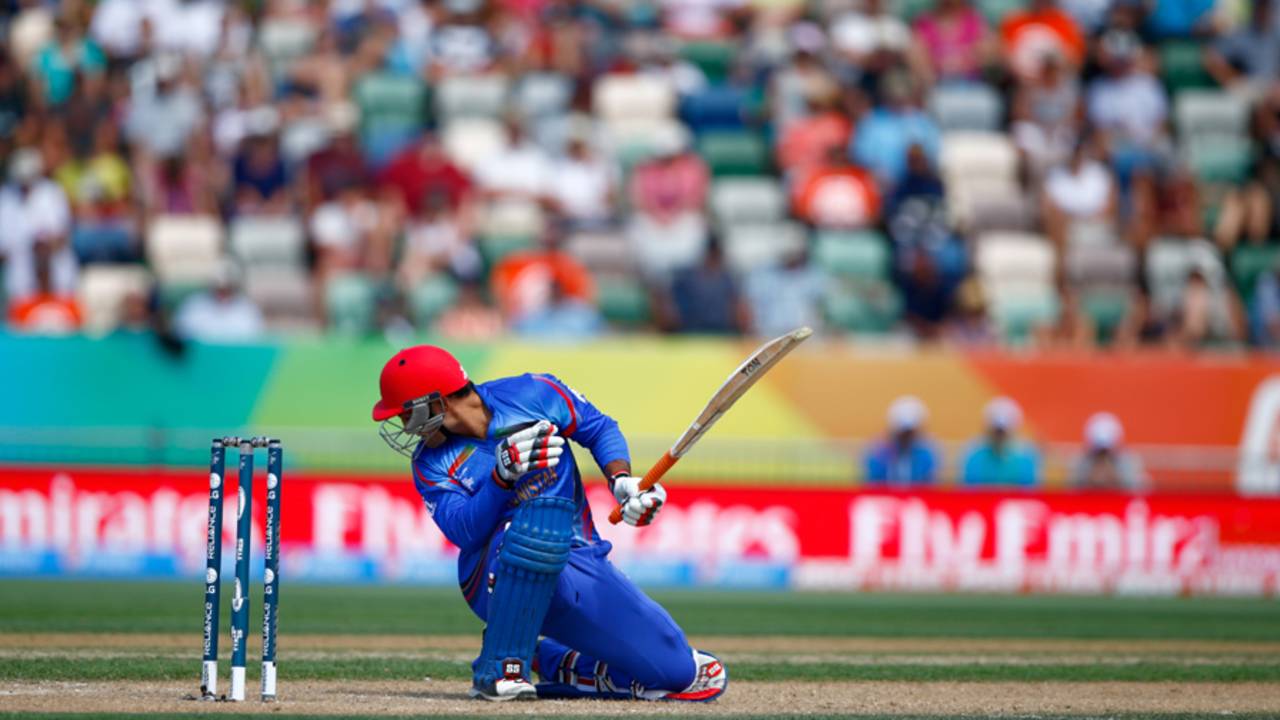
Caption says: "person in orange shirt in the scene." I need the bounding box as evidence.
[792,147,882,229]
[7,243,82,335]
[490,224,596,323]
[1000,0,1085,81]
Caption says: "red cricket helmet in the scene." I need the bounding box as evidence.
[371,345,469,422]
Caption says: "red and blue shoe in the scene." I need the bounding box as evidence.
[652,650,728,702]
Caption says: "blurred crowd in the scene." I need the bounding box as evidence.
[2,0,1280,348]
[864,395,1146,490]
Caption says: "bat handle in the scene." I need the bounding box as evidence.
[608,451,677,525]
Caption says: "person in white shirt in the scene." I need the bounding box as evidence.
[1042,137,1117,250]
[0,148,76,302]
[475,121,554,200]
[551,137,617,229]
[172,260,265,343]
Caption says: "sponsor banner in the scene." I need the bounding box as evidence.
[2,466,1280,595]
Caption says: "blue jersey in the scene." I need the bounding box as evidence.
[410,373,629,604]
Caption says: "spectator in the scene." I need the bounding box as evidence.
[1011,51,1081,180]
[1070,412,1147,491]
[669,235,747,334]
[792,146,882,228]
[0,53,29,143]
[945,277,997,346]
[139,153,217,216]
[1146,0,1217,39]
[864,395,939,486]
[304,103,369,212]
[1114,285,1171,348]
[850,70,940,190]
[1215,85,1280,251]
[0,148,76,302]
[550,136,617,228]
[70,175,138,264]
[771,46,840,133]
[1041,138,1117,252]
[232,122,292,215]
[172,261,265,343]
[475,120,555,201]
[491,228,596,322]
[427,4,498,78]
[1204,0,1280,92]
[912,0,992,85]
[380,134,473,216]
[398,191,482,290]
[743,245,826,338]
[829,0,915,93]
[124,53,203,159]
[32,16,106,107]
[1169,267,1244,349]
[776,91,854,179]
[1086,30,1169,186]
[960,397,1042,487]
[435,280,505,341]
[1000,0,1085,82]
[627,130,710,277]
[6,242,82,335]
[310,183,397,283]
[513,279,606,339]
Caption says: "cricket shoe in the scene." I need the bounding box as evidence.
[640,649,728,703]
[469,658,538,702]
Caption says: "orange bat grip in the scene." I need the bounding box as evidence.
[608,451,678,525]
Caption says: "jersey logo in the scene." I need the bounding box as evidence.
[448,445,478,492]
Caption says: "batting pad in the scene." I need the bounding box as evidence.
[474,495,574,683]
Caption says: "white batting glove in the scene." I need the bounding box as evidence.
[611,475,667,526]
[492,420,565,489]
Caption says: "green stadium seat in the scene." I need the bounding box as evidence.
[697,131,769,177]
[824,281,902,334]
[892,0,935,21]
[680,41,736,84]
[597,276,651,326]
[1160,40,1215,93]
[1080,289,1131,344]
[992,291,1060,342]
[1232,244,1280,302]
[478,234,536,267]
[814,230,891,282]
[409,274,459,328]
[354,73,427,129]
[977,0,1023,24]
[325,273,377,335]
[1184,135,1255,184]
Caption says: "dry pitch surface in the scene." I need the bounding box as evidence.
[3,634,1279,717]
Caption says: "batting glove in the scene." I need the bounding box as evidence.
[611,474,666,526]
[492,420,565,489]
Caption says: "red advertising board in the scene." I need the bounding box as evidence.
[2,466,1279,596]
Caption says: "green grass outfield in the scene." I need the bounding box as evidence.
[6,580,1280,639]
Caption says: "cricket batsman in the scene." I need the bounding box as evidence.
[371,345,728,702]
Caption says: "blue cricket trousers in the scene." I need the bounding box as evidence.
[467,539,696,696]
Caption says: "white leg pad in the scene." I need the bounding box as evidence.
[230,666,246,702]
[201,660,218,697]
[261,661,277,700]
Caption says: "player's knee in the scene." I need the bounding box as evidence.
[500,496,575,576]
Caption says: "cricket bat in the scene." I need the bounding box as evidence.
[608,326,814,525]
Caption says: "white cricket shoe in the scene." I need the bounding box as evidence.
[638,649,728,702]
[469,658,538,702]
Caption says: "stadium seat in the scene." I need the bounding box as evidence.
[1175,90,1249,141]
[435,74,510,120]
[679,41,736,84]
[977,0,1023,24]
[626,212,707,275]
[824,280,902,334]
[596,273,652,326]
[929,85,1003,133]
[359,119,420,168]
[722,221,806,272]
[952,183,1034,233]
[594,74,676,122]
[1146,237,1228,314]
[975,232,1056,285]
[325,273,377,335]
[988,288,1061,341]
[258,19,316,76]
[1066,242,1137,287]
[77,265,152,335]
[409,273,459,327]
[1159,40,1215,93]
[565,231,634,274]
[479,198,545,241]
[442,119,507,171]
[1231,244,1280,302]
[1080,287,1131,343]
[698,131,769,176]
[355,73,427,129]
[1183,135,1254,184]
[145,215,224,284]
[814,230,891,282]
[280,117,332,166]
[243,266,313,326]
[601,118,689,171]
[1066,220,1121,248]
[710,178,785,226]
[229,216,305,268]
[892,0,935,22]
[679,87,748,133]
[515,73,573,119]
[940,132,1018,186]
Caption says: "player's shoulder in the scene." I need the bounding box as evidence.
[412,434,470,477]
[479,372,567,397]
